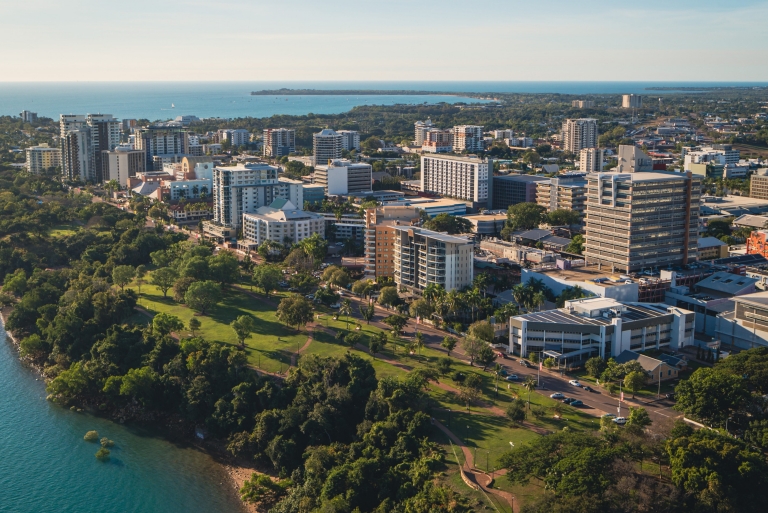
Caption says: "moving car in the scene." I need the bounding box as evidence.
[550,392,565,399]
[583,386,594,392]
[519,360,531,367]
[562,397,576,404]
[568,380,582,387]
[329,303,341,309]
[505,374,519,381]
[665,392,675,400]
[569,400,584,407]
[612,417,627,425]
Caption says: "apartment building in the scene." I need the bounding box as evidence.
[180,156,214,180]
[276,176,304,208]
[60,130,90,182]
[241,199,325,248]
[168,179,212,201]
[421,154,492,208]
[392,226,474,293]
[536,172,588,222]
[615,145,653,173]
[684,145,741,173]
[134,126,189,171]
[509,297,694,363]
[716,291,768,349]
[314,159,372,195]
[561,119,598,153]
[25,144,61,174]
[262,128,296,158]
[219,129,250,147]
[422,129,453,153]
[572,100,595,109]
[493,129,514,140]
[337,130,361,151]
[101,147,146,187]
[59,114,121,182]
[622,94,642,109]
[312,129,343,166]
[453,125,484,152]
[579,148,604,173]
[491,174,548,210]
[414,119,434,145]
[364,206,420,279]
[584,171,701,273]
[20,110,38,123]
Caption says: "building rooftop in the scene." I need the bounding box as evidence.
[697,236,727,249]
[732,290,768,308]
[535,264,636,288]
[515,301,669,326]
[422,154,488,163]
[614,350,670,373]
[392,226,472,245]
[462,213,508,222]
[590,171,693,182]
[733,214,768,228]
[494,174,549,183]
[696,271,757,295]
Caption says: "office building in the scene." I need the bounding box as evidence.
[453,125,484,152]
[392,226,474,293]
[493,129,514,140]
[622,94,642,109]
[536,172,588,220]
[20,110,38,123]
[241,200,325,248]
[314,159,372,195]
[364,206,420,279]
[276,177,304,208]
[579,148,604,173]
[101,146,146,187]
[414,119,434,145]
[312,129,343,166]
[134,126,189,171]
[571,100,595,109]
[584,171,701,273]
[208,163,280,235]
[421,129,453,153]
[684,145,741,173]
[337,130,361,151]
[491,174,548,210]
[303,184,325,205]
[462,213,507,237]
[614,145,653,173]
[421,154,492,208]
[25,144,61,174]
[751,173,768,200]
[219,129,251,147]
[716,291,768,349]
[561,118,598,153]
[508,297,694,363]
[263,128,296,157]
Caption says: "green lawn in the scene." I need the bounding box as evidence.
[571,370,677,399]
[48,222,80,237]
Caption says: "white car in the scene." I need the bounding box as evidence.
[568,380,582,387]
[612,417,627,425]
[550,392,565,399]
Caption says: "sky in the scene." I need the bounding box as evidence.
[3,0,768,82]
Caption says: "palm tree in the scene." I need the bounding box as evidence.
[523,376,537,410]
[473,273,490,297]
[414,331,425,356]
[532,291,546,312]
[444,290,461,320]
[465,288,481,322]
[340,299,352,331]
[494,363,503,394]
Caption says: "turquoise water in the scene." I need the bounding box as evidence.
[0,320,245,513]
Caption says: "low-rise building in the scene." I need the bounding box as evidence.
[303,184,325,205]
[536,172,587,223]
[241,199,325,249]
[716,291,768,349]
[698,236,729,260]
[314,159,372,195]
[168,179,212,201]
[461,213,507,237]
[613,350,684,383]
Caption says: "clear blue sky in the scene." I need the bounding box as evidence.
[4,0,767,81]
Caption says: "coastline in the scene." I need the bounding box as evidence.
[0,305,255,513]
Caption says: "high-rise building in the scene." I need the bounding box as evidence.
[392,226,474,293]
[101,147,146,187]
[421,129,453,153]
[571,100,595,109]
[337,130,361,151]
[414,119,434,145]
[614,145,653,173]
[209,163,280,233]
[622,94,642,109]
[25,144,61,174]
[219,129,251,147]
[87,114,121,183]
[536,173,588,222]
[276,177,304,208]
[59,114,120,182]
[314,159,372,195]
[584,171,701,273]
[491,174,548,211]
[579,148,604,173]
[750,173,768,200]
[312,129,343,166]
[134,126,189,171]
[20,110,38,123]
[262,128,296,157]
[364,206,420,279]
[60,130,90,182]
[562,119,598,153]
[453,125,484,152]
[421,154,492,208]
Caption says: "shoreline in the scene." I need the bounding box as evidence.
[0,306,255,513]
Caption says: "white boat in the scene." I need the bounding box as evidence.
[171,103,175,108]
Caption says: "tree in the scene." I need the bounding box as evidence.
[626,407,652,429]
[135,265,147,297]
[368,337,382,358]
[276,295,313,331]
[209,251,241,284]
[173,276,197,303]
[494,302,519,322]
[344,331,361,348]
[351,279,374,298]
[505,202,546,234]
[150,267,178,298]
[468,320,494,343]
[119,366,160,407]
[523,376,537,409]
[112,265,135,291]
[476,345,496,371]
[564,234,585,255]
[506,400,526,423]
[547,209,581,232]
[2,269,27,297]
[459,373,482,412]
[543,357,555,369]
[339,299,352,331]
[441,336,457,355]
[409,298,433,319]
[437,357,453,376]
[240,473,292,508]
[188,317,201,336]
[461,336,486,366]
[359,302,375,324]
[624,370,647,398]
[383,314,408,336]
[231,315,257,349]
[414,331,425,355]
[674,367,751,426]
[153,312,184,336]
[378,286,399,308]
[422,213,473,234]
[184,280,222,315]
[252,264,282,297]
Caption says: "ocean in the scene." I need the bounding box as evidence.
[0,81,765,121]
[0,320,245,513]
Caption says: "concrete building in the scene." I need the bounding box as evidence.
[60,114,121,182]
[751,173,768,200]
[337,130,361,151]
[613,350,684,383]
[180,156,214,181]
[493,129,514,140]
[208,163,280,235]
[168,179,212,201]
[414,119,434,145]
[25,144,61,174]
[320,212,366,242]
[698,237,729,260]
[622,94,642,109]
[101,146,146,187]
[491,174,548,210]
[716,291,768,349]
[684,145,740,173]
[392,226,474,293]
[561,119,598,153]
[303,184,325,205]
[262,128,296,158]
[584,171,701,273]
[314,159,372,195]
[421,129,453,153]
[312,129,343,166]
[86,114,121,183]
[508,297,694,362]
[276,177,304,209]
[453,125,484,152]
[571,100,595,109]
[364,206,420,279]
[219,129,250,147]
[421,154,492,208]
[60,129,90,182]
[536,173,588,221]
[241,199,325,249]
[614,145,653,173]
[134,126,189,171]
[383,197,468,218]
[20,110,38,123]
[461,213,507,237]
[579,148,604,173]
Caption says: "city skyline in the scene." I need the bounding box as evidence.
[3,0,768,82]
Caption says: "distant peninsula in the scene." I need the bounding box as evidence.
[250,88,452,96]
[645,85,768,91]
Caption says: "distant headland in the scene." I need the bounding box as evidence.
[250,88,451,96]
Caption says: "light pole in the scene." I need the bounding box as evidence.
[726,416,732,434]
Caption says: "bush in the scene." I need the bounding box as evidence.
[100,437,115,448]
[451,371,466,384]
[84,430,99,442]
[95,447,111,461]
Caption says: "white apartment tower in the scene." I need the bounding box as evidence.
[622,94,642,109]
[414,119,434,145]
[25,144,61,174]
[314,159,372,195]
[134,126,189,171]
[337,130,361,152]
[453,125,484,152]
[262,128,296,157]
[312,129,343,166]
[579,148,604,173]
[276,177,304,208]
[420,154,492,208]
[59,114,121,182]
[562,118,598,153]
[211,163,280,229]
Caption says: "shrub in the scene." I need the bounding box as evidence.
[95,447,111,461]
[84,430,99,442]
[100,437,115,448]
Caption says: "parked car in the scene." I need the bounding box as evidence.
[583,386,594,392]
[665,392,675,400]
[519,360,531,367]
[329,303,341,309]
[612,417,627,425]
[568,380,582,387]
[305,294,315,300]
[496,351,508,359]
[499,369,508,376]
[278,281,289,288]
[505,374,519,381]
[569,400,584,407]
[288,287,299,292]
[550,392,565,399]
[562,397,576,404]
